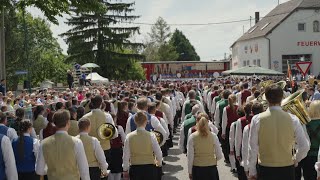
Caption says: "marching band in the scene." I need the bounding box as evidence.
[0,77,319,180]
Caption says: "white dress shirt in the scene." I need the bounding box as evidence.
[36,131,90,180]
[214,105,221,129]
[151,114,169,140]
[229,122,236,153]
[0,124,18,142]
[161,102,173,126]
[1,135,18,180]
[122,127,163,172]
[125,111,167,146]
[315,147,320,178]
[210,96,219,115]
[187,132,223,174]
[221,107,229,135]
[117,125,126,144]
[242,125,250,171]
[178,123,186,152]
[78,132,109,173]
[235,118,243,157]
[248,106,310,177]
[236,92,241,108]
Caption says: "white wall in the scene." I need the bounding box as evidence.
[268,9,320,75]
[231,37,269,69]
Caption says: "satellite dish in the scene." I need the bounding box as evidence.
[213,72,220,78]
[152,75,157,82]
[177,73,181,78]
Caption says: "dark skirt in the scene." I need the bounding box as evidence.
[109,148,123,173]
[18,171,39,180]
[192,165,219,180]
[129,164,157,180]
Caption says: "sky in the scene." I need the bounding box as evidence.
[28,0,290,61]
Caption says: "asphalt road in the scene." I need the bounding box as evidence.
[162,126,238,180]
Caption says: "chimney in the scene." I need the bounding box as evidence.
[255,12,260,24]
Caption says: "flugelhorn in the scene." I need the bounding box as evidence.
[281,90,311,124]
[97,123,116,140]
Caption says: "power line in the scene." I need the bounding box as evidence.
[123,2,320,26]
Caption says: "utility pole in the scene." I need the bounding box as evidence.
[22,7,31,93]
[0,6,5,83]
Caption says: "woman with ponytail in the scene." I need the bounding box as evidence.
[221,94,240,163]
[12,108,37,138]
[12,121,40,180]
[33,106,47,135]
[187,117,223,180]
[39,111,57,140]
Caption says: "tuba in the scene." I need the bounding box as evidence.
[152,130,164,145]
[257,81,287,111]
[97,123,116,140]
[259,80,274,90]
[281,90,311,124]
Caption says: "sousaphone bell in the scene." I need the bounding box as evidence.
[97,123,116,140]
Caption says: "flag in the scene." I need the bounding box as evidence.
[287,61,294,88]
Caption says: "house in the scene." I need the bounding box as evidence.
[231,0,320,76]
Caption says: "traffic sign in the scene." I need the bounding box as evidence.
[295,61,312,76]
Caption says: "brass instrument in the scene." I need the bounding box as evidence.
[256,81,287,111]
[152,130,164,145]
[97,123,116,140]
[281,90,311,124]
[259,80,274,90]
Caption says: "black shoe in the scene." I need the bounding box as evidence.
[162,161,166,165]
[231,169,237,174]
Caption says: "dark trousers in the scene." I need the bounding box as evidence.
[192,165,219,180]
[129,164,157,180]
[236,158,247,180]
[89,167,101,180]
[101,150,111,180]
[258,165,295,180]
[67,81,73,89]
[295,155,317,180]
[221,127,230,162]
[167,125,173,148]
[18,171,39,180]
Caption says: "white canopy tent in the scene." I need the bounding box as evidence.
[86,72,109,84]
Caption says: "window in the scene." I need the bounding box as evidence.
[253,59,257,65]
[260,23,270,30]
[298,23,306,31]
[313,21,319,32]
[243,61,247,66]
[247,60,250,66]
[257,59,261,67]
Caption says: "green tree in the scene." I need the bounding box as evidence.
[149,17,171,45]
[4,10,69,89]
[2,0,104,24]
[169,29,200,61]
[143,17,178,61]
[61,0,143,79]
